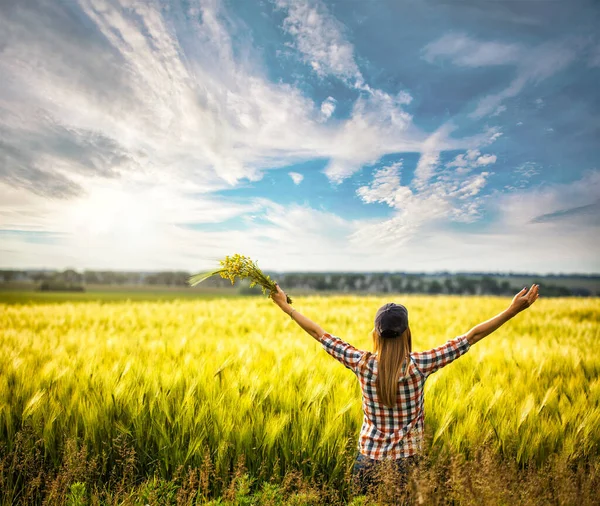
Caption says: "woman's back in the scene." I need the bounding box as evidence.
[321,332,472,460]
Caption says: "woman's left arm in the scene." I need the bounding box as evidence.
[270,284,325,341]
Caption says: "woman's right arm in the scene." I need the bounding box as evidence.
[465,283,540,346]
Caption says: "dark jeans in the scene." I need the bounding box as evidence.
[351,451,421,496]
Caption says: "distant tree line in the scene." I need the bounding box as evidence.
[273,273,590,297]
[1,269,598,297]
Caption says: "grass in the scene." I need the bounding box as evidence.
[0,285,240,304]
[0,292,599,504]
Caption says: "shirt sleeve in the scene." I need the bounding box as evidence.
[411,335,471,378]
[319,332,366,374]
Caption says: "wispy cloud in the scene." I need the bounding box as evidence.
[274,0,365,88]
[356,162,406,207]
[273,0,502,186]
[412,125,501,191]
[1,0,597,273]
[323,89,419,183]
[515,162,540,179]
[0,191,366,271]
[0,0,497,197]
[447,150,497,175]
[530,199,600,224]
[353,152,495,246]
[0,0,270,191]
[423,33,581,119]
[496,169,600,228]
[411,124,453,191]
[470,40,579,118]
[0,114,136,198]
[423,33,522,67]
[274,0,427,183]
[351,170,600,273]
[491,105,507,117]
[0,178,262,236]
[504,162,540,190]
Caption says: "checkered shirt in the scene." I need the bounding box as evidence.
[319,332,471,460]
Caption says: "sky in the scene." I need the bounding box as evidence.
[0,0,599,274]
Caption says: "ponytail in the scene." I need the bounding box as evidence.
[373,327,412,408]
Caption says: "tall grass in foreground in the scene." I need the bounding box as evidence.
[2,426,599,505]
[0,295,599,504]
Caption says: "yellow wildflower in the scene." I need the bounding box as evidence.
[188,254,293,304]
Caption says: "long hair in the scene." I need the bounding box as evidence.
[359,326,412,408]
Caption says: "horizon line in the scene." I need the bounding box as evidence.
[2,267,600,278]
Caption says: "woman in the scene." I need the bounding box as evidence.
[270,282,540,495]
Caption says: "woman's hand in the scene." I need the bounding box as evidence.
[508,284,540,315]
[270,283,292,313]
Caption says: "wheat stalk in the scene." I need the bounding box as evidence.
[188,254,292,304]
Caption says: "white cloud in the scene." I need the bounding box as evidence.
[0,190,369,271]
[452,172,491,200]
[0,176,260,235]
[322,98,500,185]
[446,155,468,170]
[274,0,365,88]
[423,33,522,67]
[274,0,516,190]
[274,0,449,186]
[4,1,594,274]
[0,176,265,270]
[0,0,508,215]
[482,126,504,145]
[447,150,497,175]
[356,162,407,206]
[410,123,499,190]
[354,154,494,246]
[0,0,457,195]
[413,151,440,191]
[446,149,496,173]
[476,154,497,166]
[495,169,600,228]
[349,170,600,273]
[0,0,343,193]
[411,124,453,191]
[2,172,598,274]
[319,96,336,121]
[289,171,304,184]
[323,89,418,183]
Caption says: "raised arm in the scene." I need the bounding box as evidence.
[269,284,325,341]
[465,283,540,346]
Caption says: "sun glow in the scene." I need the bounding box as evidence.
[65,182,159,251]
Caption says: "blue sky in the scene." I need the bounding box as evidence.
[0,0,599,273]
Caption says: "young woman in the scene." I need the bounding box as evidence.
[269,282,540,494]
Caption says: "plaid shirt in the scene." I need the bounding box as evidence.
[319,332,471,460]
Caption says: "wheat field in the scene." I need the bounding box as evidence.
[1,294,599,504]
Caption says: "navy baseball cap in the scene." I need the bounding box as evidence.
[375,303,408,338]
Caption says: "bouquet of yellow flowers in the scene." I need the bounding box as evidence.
[188,254,292,304]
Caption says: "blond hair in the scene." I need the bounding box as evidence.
[358,327,412,408]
